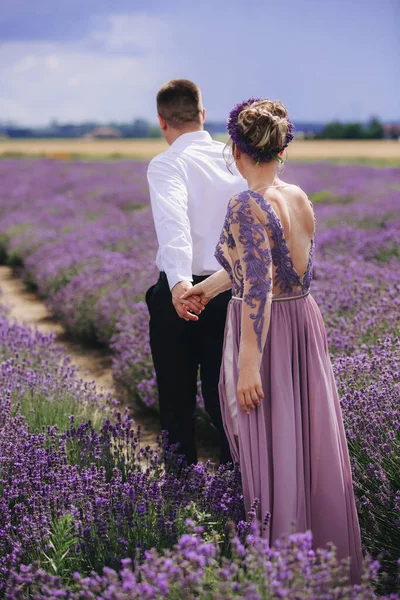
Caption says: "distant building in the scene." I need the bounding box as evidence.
[383,124,400,140]
[83,126,122,139]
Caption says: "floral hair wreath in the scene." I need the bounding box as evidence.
[226,97,295,164]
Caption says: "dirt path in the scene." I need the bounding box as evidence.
[0,265,218,462]
[0,265,160,447]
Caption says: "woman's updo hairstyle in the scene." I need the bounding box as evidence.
[226,97,294,165]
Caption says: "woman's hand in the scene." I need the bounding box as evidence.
[237,367,264,414]
[181,282,213,312]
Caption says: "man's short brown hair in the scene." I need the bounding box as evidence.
[156,79,203,129]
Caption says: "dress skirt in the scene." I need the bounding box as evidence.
[219,294,363,583]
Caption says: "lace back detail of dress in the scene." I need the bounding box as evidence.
[252,191,315,295]
[215,190,315,299]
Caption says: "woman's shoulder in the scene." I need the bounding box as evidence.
[229,188,252,202]
[228,188,267,209]
[226,189,252,213]
[275,182,315,233]
[267,182,313,214]
[286,184,314,216]
[263,181,307,200]
[278,182,312,205]
[226,190,271,228]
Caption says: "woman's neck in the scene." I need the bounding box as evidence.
[246,163,278,192]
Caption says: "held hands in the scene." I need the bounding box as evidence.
[171,281,204,322]
[181,282,213,313]
[237,366,264,414]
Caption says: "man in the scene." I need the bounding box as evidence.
[146,79,245,465]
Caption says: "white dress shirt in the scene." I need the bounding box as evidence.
[147,130,246,290]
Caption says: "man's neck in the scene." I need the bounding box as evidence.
[167,126,204,146]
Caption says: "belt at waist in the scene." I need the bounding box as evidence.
[232,291,310,303]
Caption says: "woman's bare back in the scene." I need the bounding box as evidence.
[262,181,315,285]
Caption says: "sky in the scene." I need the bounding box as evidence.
[0,0,399,126]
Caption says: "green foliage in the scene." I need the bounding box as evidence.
[318,117,384,140]
[374,245,399,263]
[120,202,147,212]
[36,265,84,294]
[310,190,353,204]
[149,125,162,138]
[7,249,24,267]
[37,514,80,585]
[11,388,105,434]
[366,117,384,139]
[0,233,9,263]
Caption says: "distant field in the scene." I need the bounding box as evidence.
[0,138,399,164]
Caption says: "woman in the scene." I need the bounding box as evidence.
[182,98,363,583]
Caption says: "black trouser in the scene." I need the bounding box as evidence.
[145,272,232,466]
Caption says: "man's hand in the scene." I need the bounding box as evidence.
[171,281,204,322]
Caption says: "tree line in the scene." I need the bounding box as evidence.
[0,117,394,140]
[315,117,384,139]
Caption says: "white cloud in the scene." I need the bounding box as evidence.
[11,55,38,74]
[0,12,186,125]
[90,13,170,52]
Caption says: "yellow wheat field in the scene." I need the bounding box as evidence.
[0,138,399,163]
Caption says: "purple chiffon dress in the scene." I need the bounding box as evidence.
[215,189,363,583]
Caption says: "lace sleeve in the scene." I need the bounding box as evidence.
[229,193,273,368]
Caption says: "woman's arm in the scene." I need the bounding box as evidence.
[229,194,273,413]
[181,269,232,309]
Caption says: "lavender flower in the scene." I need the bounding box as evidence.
[0,158,399,593]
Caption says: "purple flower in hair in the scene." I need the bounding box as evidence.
[226,97,294,163]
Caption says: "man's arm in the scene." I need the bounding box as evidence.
[147,156,201,321]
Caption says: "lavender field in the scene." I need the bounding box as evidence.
[0,158,399,597]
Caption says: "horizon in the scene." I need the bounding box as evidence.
[1,116,398,131]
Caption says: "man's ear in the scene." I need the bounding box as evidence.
[158,114,167,131]
[201,108,206,124]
